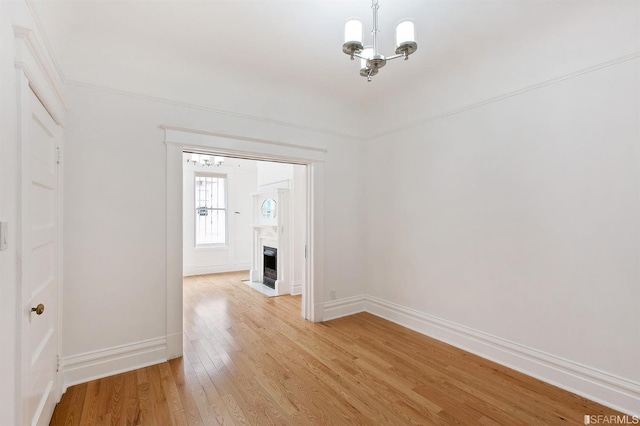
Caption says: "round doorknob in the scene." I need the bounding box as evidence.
[31,304,45,315]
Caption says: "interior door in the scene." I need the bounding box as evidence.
[21,87,60,426]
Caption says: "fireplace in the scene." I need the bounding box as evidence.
[263,246,277,289]
[250,189,291,295]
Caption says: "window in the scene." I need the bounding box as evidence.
[195,173,227,246]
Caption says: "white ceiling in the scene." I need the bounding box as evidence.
[29,0,603,108]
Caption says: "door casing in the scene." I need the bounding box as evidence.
[14,27,66,426]
[163,125,326,360]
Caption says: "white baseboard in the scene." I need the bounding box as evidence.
[166,332,183,360]
[365,296,640,417]
[319,294,640,416]
[322,295,367,321]
[62,336,167,392]
[291,280,303,295]
[183,263,250,277]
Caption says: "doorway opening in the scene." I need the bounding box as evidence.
[181,152,308,306]
[164,126,325,360]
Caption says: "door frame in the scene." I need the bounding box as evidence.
[14,26,66,425]
[163,125,326,359]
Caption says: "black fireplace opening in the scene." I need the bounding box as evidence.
[263,246,277,289]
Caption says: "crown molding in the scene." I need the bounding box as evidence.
[24,0,66,82]
[14,26,67,125]
[64,79,366,142]
[64,50,638,142]
[367,51,640,140]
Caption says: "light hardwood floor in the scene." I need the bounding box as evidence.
[51,271,623,425]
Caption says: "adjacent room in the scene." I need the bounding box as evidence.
[1,0,638,424]
[182,153,307,299]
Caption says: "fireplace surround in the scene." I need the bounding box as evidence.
[249,189,291,295]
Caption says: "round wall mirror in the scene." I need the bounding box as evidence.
[261,198,277,219]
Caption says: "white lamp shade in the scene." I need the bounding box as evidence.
[360,47,374,69]
[396,20,416,46]
[344,19,363,44]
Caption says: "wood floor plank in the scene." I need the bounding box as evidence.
[168,357,204,426]
[147,365,173,425]
[50,382,87,426]
[94,375,114,424]
[78,380,101,425]
[135,367,156,426]
[123,370,141,426]
[51,271,628,426]
[192,361,239,425]
[108,373,126,425]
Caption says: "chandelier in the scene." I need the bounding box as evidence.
[186,153,224,167]
[342,0,417,82]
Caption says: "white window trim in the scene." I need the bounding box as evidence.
[194,172,228,248]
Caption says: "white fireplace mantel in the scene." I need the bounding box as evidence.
[249,189,291,296]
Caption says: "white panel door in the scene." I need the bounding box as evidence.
[21,87,60,426]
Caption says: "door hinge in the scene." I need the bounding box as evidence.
[56,147,61,165]
[56,355,60,372]
[305,245,308,259]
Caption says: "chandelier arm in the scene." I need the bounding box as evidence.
[386,54,406,61]
[353,52,368,60]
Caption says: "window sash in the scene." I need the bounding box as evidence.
[195,173,227,246]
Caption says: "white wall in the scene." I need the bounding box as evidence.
[364,41,640,416]
[61,82,366,383]
[357,1,640,414]
[183,156,257,276]
[0,3,20,423]
[257,161,294,189]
